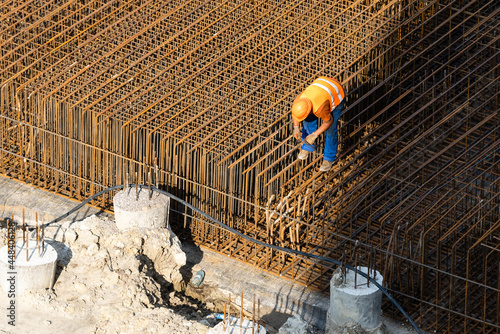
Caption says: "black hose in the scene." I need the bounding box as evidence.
[43,184,422,334]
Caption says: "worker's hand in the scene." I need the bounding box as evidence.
[305,133,318,145]
[293,126,301,141]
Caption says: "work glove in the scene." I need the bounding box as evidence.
[305,133,318,145]
[293,126,301,140]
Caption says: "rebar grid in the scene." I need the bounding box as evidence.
[1,1,499,333]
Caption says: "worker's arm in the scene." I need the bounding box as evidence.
[312,116,333,136]
[305,101,332,144]
[292,119,301,140]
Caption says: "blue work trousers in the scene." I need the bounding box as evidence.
[301,100,344,162]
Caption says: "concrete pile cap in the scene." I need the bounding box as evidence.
[113,188,170,230]
[0,241,58,295]
[113,188,169,211]
[327,266,384,332]
[0,240,57,265]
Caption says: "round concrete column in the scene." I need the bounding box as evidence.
[326,266,383,333]
[0,240,58,295]
[113,188,170,230]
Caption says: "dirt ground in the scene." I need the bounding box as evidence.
[0,214,216,334]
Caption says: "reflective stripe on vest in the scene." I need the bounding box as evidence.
[317,78,343,105]
[311,82,336,112]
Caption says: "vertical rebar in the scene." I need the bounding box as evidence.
[223,302,227,331]
[21,212,24,244]
[148,171,152,200]
[368,248,371,288]
[135,172,138,201]
[42,224,45,253]
[354,254,358,289]
[240,291,243,333]
[155,164,159,188]
[252,294,255,334]
[228,293,231,327]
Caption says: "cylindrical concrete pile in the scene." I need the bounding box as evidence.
[0,240,58,295]
[326,267,383,333]
[113,188,170,230]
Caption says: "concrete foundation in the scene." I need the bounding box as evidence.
[113,188,170,230]
[326,267,383,333]
[0,240,58,295]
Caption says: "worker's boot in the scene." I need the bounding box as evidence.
[319,160,334,172]
[298,149,310,160]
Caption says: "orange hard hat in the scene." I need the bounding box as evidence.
[291,98,312,122]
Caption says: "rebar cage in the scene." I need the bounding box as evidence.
[0,1,499,332]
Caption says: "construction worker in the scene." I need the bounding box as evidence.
[291,76,345,172]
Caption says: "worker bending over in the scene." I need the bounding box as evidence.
[291,76,345,172]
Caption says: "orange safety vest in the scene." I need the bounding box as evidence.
[298,77,345,121]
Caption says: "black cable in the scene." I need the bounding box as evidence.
[42,185,124,227]
[43,184,422,334]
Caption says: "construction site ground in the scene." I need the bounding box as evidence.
[0,176,421,334]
